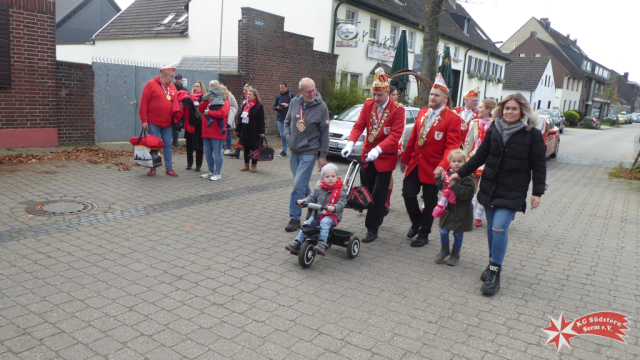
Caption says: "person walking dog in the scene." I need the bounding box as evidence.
[449,93,546,295]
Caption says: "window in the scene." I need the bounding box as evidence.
[369,17,379,41]
[408,31,416,51]
[0,3,9,88]
[534,54,541,57]
[176,13,188,24]
[340,72,361,88]
[345,8,358,26]
[161,13,176,24]
[519,53,525,57]
[548,101,551,109]
[453,46,460,60]
[467,56,473,74]
[475,27,487,40]
[566,79,570,90]
[473,58,478,72]
[563,100,567,111]
[390,24,398,46]
[538,100,541,110]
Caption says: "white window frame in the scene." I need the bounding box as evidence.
[345,8,358,27]
[453,46,460,60]
[390,24,399,46]
[369,16,380,42]
[408,31,416,52]
[340,72,362,88]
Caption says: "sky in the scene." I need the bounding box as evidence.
[114,0,639,83]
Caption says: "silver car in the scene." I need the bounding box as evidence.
[326,103,421,158]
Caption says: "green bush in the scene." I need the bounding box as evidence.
[563,111,579,126]
[570,109,584,120]
[582,116,596,128]
[323,78,366,117]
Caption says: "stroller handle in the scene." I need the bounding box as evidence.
[307,203,324,211]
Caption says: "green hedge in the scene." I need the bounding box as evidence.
[563,111,580,126]
[323,78,366,117]
[570,109,584,120]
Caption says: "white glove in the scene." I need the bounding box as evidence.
[341,141,355,158]
[366,146,382,161]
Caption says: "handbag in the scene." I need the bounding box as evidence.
[129,129,163,167]
[228,107,237,131]
[248,137,275,161]
[346,185,374,210]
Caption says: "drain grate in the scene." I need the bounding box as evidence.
[26,200,98,217]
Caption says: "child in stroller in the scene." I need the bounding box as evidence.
[285,164,347,255]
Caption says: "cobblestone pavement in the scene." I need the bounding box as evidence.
[1,130,639,359]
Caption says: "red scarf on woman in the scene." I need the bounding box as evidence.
[319,178,344,225]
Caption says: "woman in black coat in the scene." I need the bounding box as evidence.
[449,93,546,295]
[235,88,265,173]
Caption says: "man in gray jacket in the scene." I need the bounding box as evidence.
[283,78,330,232]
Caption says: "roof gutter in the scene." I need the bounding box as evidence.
[439,32,511,62]
[346,0,420,29]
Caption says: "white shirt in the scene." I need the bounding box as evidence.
[376,98,389,118]
[427,105,445,127]
[462,107,475,122]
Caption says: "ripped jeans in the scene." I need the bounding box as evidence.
[484,206,517,266]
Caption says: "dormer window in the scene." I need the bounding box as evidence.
[463,19,469,34]
[449,0,456,9]
[475,27,487,40]
[161,13,176,24]
[176,13,188,23]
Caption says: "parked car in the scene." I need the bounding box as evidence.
[625,113,633,124]
[618,112,628,125]
[536,114,560,158]
[632,113,640,123]
[326,103,420,158]
[536,109,565,133]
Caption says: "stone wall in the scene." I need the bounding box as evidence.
[56,61,95,144]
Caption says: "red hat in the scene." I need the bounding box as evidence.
[433,73,449,95]
[372,67,390,92]
[464,86,479,99]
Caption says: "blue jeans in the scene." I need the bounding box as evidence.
[277,120,287,154]
[289,153,316,220]
[203,138,224,174]
[484,207,517,266]
[295,215,333,243]
[439,228,463,248]
[172,130,180,146]
[225,130,232,150]
[148,124,173,171]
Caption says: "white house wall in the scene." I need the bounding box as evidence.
[502,89,532,103]
[559,77,582,111]
[531,60,556,110]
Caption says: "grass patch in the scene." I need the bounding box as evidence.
[609,163,640,181]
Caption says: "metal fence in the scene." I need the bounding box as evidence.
[93,58,220,142]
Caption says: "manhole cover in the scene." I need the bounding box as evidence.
[26,200,98,216]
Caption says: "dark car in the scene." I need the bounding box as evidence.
[536,109,565,133]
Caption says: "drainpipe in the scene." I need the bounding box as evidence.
[458,47,472,107]
[331,0,347,54]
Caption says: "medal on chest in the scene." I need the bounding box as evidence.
[417,109,440,147]
[297,109,307,132]
[368,104,390,143]
[161,83,172,101]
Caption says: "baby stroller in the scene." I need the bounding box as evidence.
[290,160,367,268]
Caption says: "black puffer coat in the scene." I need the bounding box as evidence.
[457,119,546,213]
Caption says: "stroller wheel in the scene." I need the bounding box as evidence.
[298,241,316,268]
[347,236,360,259]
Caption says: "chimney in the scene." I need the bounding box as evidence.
[624,72,629,80]
[540,18,551,30]
[573,39,578,45]
[566,33,570,39]
[530,31,537,37]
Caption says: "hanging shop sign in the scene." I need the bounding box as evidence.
[337,24,358,40]
[367,44,395,62]
[336,41,357,47]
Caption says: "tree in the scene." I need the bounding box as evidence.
[419,0,444,107]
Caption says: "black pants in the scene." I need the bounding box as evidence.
[402,167,439,236]
[360,162,392,234]
[243,146,257,165]
[185,135,203,169]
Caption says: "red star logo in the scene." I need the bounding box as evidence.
[543,313,578,351]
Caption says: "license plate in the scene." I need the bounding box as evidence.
[329,141,339,148]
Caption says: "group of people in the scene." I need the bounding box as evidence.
[139,64,269,180]
[282,68,546,295]
[140,64,547,296]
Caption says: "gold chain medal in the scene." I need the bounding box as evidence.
[167,94,172,101]
[417,109,433,147]
[297,108,306,132]
[368,104,390,144]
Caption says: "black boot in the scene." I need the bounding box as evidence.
[480,253,492,281]
[228,148,241,158]
[447,246,461,266]
[481,263,501,295]
[434,242,450,263]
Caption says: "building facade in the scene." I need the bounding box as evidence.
[502,57,555,111]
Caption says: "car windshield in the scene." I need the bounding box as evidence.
[335,106,362,122]
[537,110,553,116]
[535,117,545,130]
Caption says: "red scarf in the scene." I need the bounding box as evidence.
[319,178,343,225]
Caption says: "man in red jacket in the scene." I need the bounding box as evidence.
[139,63,179,176]
[401,73,462,247]
[341,68,405,243]
[453,86,479,145]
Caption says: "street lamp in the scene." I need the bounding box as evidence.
[484,41,503,99]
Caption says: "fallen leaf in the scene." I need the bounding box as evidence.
[185,226,192,228]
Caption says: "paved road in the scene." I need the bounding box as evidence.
[1,127,639,359]
[554,124,640,167]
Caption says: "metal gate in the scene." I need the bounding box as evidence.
[93,59,219,143]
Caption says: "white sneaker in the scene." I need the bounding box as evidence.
[223,149,231,155]
[210,173,221,181]
[201,172,214,179]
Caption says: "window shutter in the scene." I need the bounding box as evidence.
[0,4,10,88]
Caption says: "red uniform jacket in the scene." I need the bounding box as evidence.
[453,107,478,145]
[139,76,178,127]
[198,99,230,140]
[347,98,405,172]
[402,107,462,185]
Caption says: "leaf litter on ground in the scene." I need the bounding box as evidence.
[0,147,136,171]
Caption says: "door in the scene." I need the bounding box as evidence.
[94,62,138,142]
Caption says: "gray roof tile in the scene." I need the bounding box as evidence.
[94,0,188,40]
[537,38,583,78]
[503,57,551,90]
[56,0,85,23]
